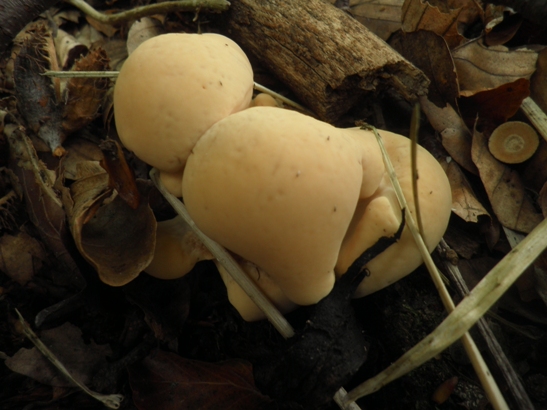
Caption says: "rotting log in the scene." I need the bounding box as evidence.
[225,0,429,122]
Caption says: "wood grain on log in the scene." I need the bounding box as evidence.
[226,0,429,122]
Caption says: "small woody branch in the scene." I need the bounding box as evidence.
[64,0,230,25]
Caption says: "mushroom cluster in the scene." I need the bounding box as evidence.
[113,33,453,321]
[182,107,452,319]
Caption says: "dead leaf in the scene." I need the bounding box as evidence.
[471,125,542,233]
[347,0,404,41]
[128,350,272,410]
[458,78,530,126]
[418,97,478,174]
[99,139,141,210]
[484,9,523,47]
[63,175,156,287]
[390,30,459,108]
[402,0,467,48]
[5,123,85,289]
[61,48,110,136]
[441,158,489,223]
[0,231,47,285]
[5,322,112,387]
[453,40,538,95]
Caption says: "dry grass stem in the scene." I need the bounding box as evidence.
[521,97,547,143]
[14,309,124,409]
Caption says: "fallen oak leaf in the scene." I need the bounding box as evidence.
[128,350,273,410]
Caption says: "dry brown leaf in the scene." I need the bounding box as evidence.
[61,137,105,180]
[129,350,272,410]
[99,139,141,210]
[453,40,538,95]
[483,7,523,47]
[419,97,478,174]
[63,173,156,287]
[388,31,479,174]
[458,78,530,126]
[390,30,459,108]
[471,126,543,233]
[5,124,85,289]
[0,231,47,285]
[440,158,489,223]
[402,0,464,48]
[61,48,110,136]
[5,322,112,387]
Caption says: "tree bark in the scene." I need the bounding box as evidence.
[225,0,429,122]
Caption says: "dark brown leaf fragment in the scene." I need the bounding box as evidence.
[129,350,272,410]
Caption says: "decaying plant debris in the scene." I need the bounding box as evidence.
[1,0,547,409]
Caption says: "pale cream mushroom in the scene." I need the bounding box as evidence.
[113,32,254,197]
[215,259,297,321]
[249,93,280,107]
[182,107,370,306]
[336,128,453,297]
[488,121,539,164]
[145,215,213,279]
[182,106,452,311]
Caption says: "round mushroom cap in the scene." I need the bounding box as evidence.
[113,33,254,174]
[182,106,366,306]
[488,121,539,164]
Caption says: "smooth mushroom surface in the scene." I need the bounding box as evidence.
[145,215,213,280]
[336,128,453,297]
[182,107,372,306]
[113,33,254,196]
[488,121,539,164]
[182,106,451,313]
[215,258,297,321]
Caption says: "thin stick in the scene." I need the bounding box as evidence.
[64,0,230,25]
[14,309,124,409]
[521,97,547,143]
[409,103,425,237]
